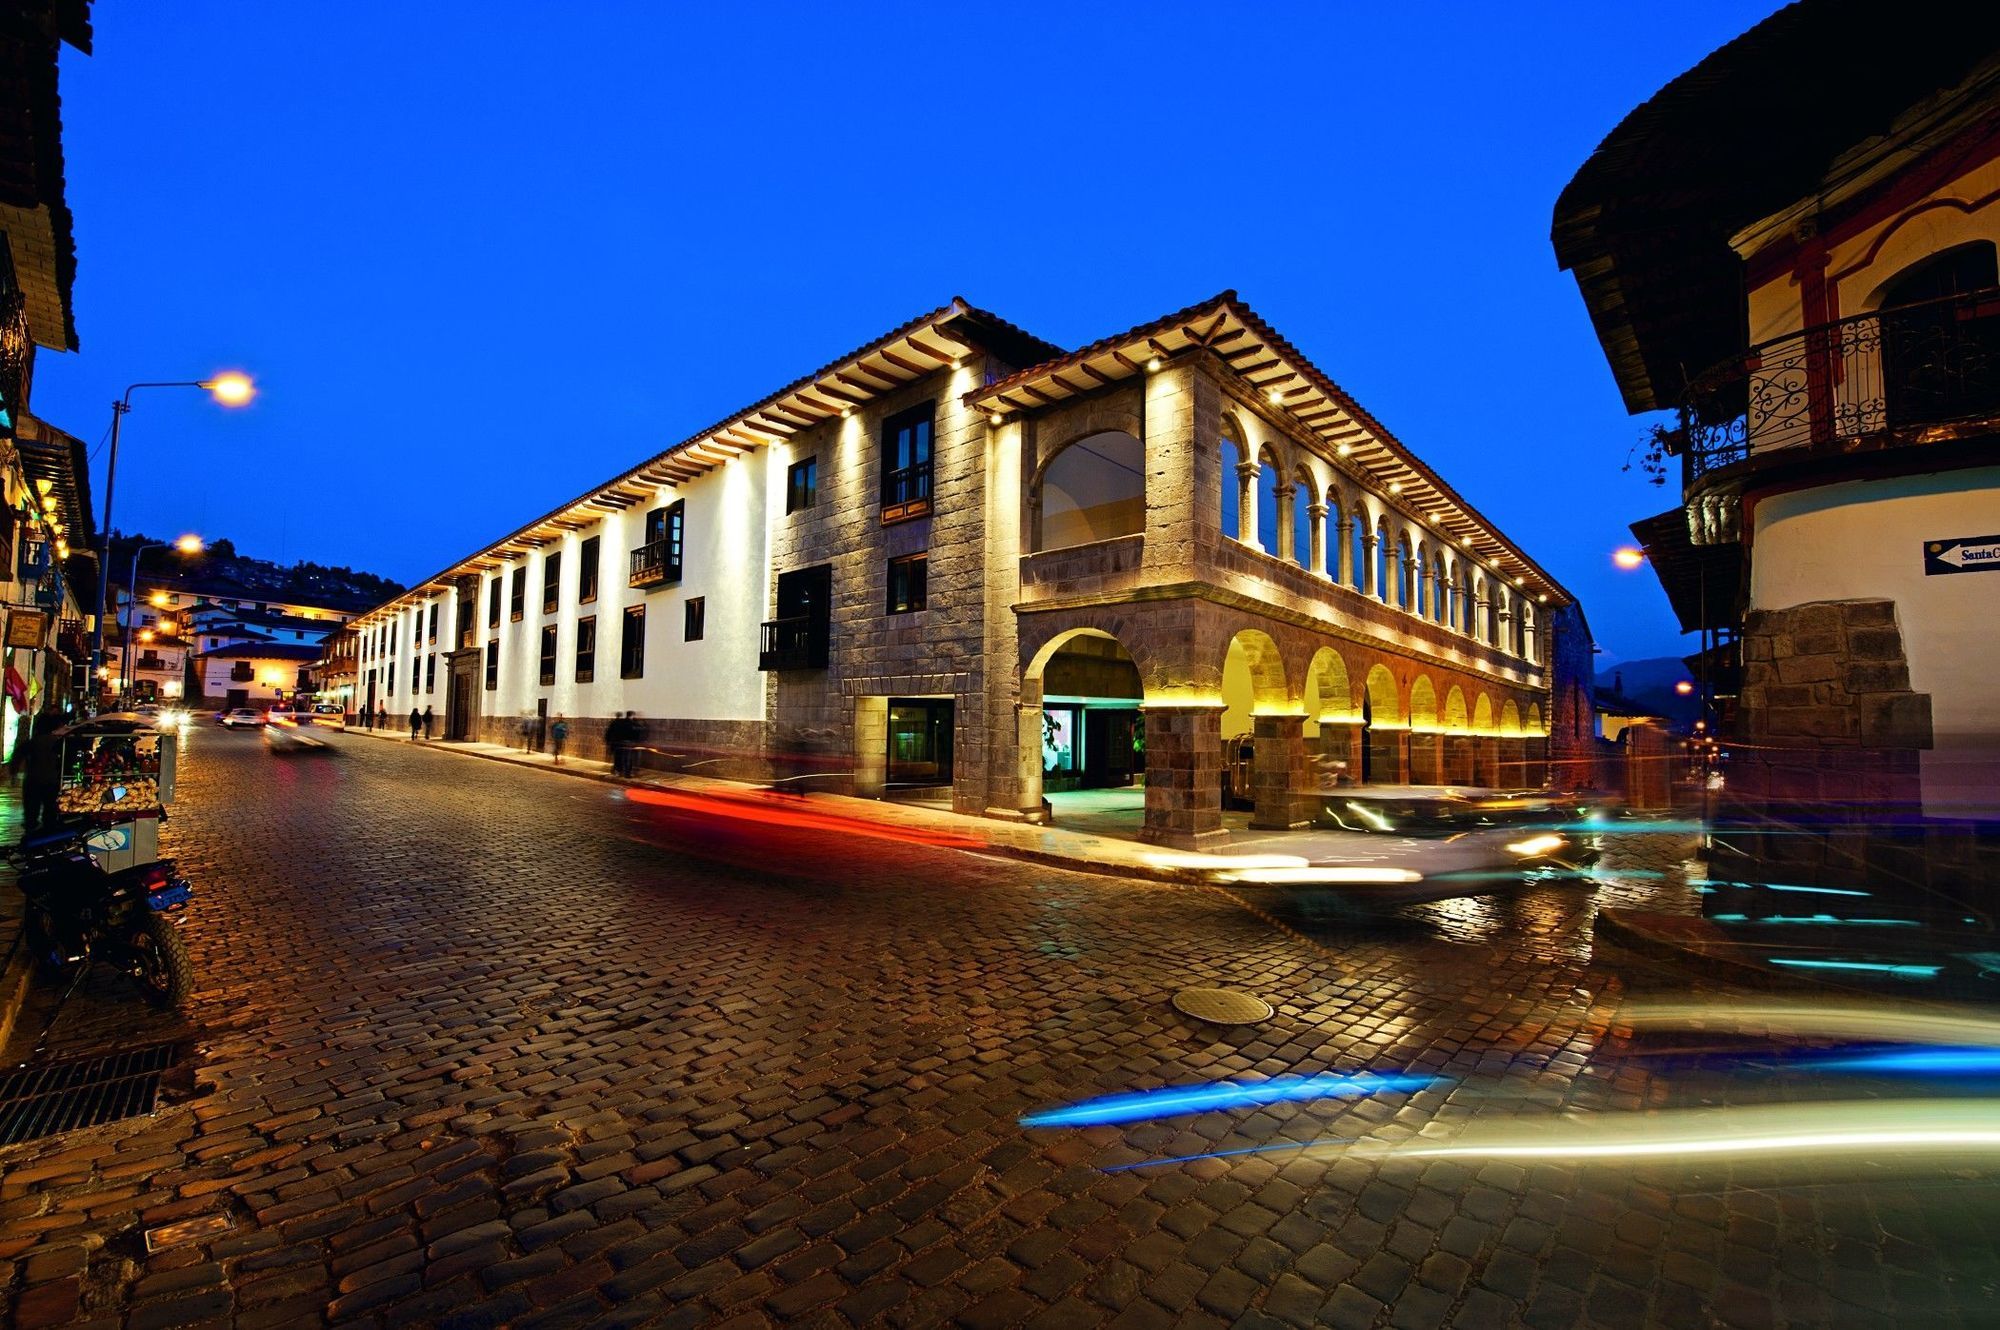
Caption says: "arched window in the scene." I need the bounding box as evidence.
[1219,435,1242,541]
[1351,506,1369,592]
[1521,603,1538,664]
[1254,450,1280,556]
[1374,517,1390,601]
[1292,479,1312,568]
[1036,431,1145,552]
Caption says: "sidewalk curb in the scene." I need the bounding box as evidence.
[337,726,1209,887]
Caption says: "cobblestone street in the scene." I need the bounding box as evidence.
[1,730,1995,1329]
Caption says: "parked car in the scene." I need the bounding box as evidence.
[219,708,267,729]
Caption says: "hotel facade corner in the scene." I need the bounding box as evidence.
[351,293,1580,847]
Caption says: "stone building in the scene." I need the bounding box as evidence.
[352,293,1578,847]
[1554,0,2000,889]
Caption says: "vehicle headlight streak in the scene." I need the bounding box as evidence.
[1347,1100,2000,1165]
[1019,1071,1439,1129]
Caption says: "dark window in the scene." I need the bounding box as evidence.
[635,502,685,585]
[389,621,397,653]
[458,593,475,648]
[230,661,253,682]
[786,456,818,513]
[538,625,557,686]
[387,663,395,693]
[510,567,526,621]
[425,652,437,692]
[427,603,439,644]
[575,615,596,683]
[621,606,646,679]
[488,577,501,628]
[485,640,499,690]
[578,536,600,603]
[880,402,934,520]
[887,553,928,614]
[685,597,705,642]
[542,552,561,614]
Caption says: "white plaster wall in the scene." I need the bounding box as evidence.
[1750,466,2000,818]
[359,454,770,730]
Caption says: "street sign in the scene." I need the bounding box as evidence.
[1925,534,2000,576]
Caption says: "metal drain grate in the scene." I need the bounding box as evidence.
[0,1043,177,1145]
[1172,988,1274,1025]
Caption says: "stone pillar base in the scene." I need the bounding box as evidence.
[986,801,1052,825]
[1140,703,1225,848]
[1139,825,1233,852]
[1250,712,1311,829]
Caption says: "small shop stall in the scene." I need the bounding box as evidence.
[53,713,177,871]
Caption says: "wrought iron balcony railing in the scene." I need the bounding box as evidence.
[758,615,829,671]
[628,539,681,588]
[1677,285,2000,488]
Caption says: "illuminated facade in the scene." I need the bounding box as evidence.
[354,295,1577,846]
[1556,0,2000,886]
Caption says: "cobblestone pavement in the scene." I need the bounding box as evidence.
[1,731,1996,1328]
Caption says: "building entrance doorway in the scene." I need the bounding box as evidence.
[444,649,481,741]
[886,698,954,790]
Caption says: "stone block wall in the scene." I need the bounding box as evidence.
[1726,598,1942,890]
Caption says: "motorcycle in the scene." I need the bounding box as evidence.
[9,787,195,1010]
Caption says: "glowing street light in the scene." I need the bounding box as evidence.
[117,533,203,701]
[202,372,256,406]
[1612,546,1647,570]
[1675,680,1696,696]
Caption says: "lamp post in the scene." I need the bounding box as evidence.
[117,534,203,704]
[92,374,254,710]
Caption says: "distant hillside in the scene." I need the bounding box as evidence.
[1596,656,1703,729]
[107,531,404,613]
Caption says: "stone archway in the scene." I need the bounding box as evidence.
[1524,702,1547,786]
[1442,685,1474,785]
[1303,646,1358,787]
[1362,663,1402,783]
[1472,694,1499,786]
[1408,676,1441,785]
[1222,629,1304,829]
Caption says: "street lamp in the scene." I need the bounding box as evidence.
[118,534,203,703]
[1612,546,1647,570]
[91,375,255,707]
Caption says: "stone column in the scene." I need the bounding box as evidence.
[1403,555,1420,614]
[1306,502,1327,577]
[1473,596,1489,644]
[1250,713,1311,829]
[1419,566,1435,621]
[1274,482,1297,564]
[994,697,1052,823]
[1234,461,1258,547]
[853,696,887,798]
[1140,704,1227,850]
[1336,516,1355,588]
[1362,533,1379,599]
[1498,605,1515,657]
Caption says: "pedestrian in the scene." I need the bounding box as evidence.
[422,705,434,740]
[377,703,388,731]
[409,706,422,741]
[605,711,632,777]
[21,707,64,836]
[550,713,568,764]
[517,712,534,752]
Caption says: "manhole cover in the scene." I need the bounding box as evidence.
[1172,988,1272,1025]
[0,1042,177,1145]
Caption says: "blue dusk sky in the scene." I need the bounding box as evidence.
[32,2,1783,663]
